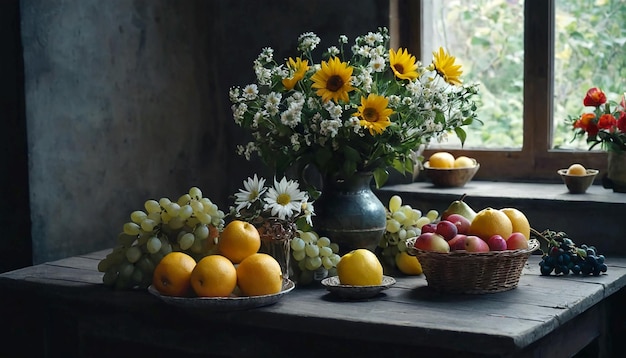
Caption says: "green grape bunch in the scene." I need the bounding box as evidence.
[98,187,226,290]
[378,195,438,269]
[290,230,341,285]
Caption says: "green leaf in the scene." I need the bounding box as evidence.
[373,168,389,189]
[455,127,467,146]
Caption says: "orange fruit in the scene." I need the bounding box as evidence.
[395,251,422,275]
[453,156,475,168]
[337,249,383,286]
[468,207,513,242]
[190,254,237,297]
[566,163,587,176]
[236,253,283,296]
[500,208,531,240]
[218,220,261,264]
[428,152,455,169]
[152,252,196,297]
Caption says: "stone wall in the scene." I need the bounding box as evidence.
[18,0,389,264]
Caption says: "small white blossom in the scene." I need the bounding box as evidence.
[242,84,258,100]
[327,46,340,56]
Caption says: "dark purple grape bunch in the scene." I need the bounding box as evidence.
[537,230,607,276]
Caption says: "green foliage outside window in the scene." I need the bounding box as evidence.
[431,0,626,150]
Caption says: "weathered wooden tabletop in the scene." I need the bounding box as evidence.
[1,250,625,357]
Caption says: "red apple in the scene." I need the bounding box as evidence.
[507,232,529,250]
[464,235,490,253]
[421,223,437,234]
[445,214,471,234]
[414,232,450,253]
[435,220,458,241]
[448,234,467,251]
[487,234,507,251]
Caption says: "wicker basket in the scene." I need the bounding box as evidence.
[406,237,540,294]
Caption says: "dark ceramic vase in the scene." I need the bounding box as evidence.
[605,151,626,193]
[312,172,386,255]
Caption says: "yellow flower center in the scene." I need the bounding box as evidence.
[393,63,405,74]
[277,193,291,206]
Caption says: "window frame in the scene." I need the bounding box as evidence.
[391,0,607,182]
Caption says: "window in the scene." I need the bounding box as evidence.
[391,0,610,181]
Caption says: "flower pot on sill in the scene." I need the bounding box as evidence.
[604,151,626,193]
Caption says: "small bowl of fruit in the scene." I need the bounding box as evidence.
[423,152,480,188]
[558,163,598,194]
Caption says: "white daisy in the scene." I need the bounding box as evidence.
[263,177,307,221]
[234,174,267,212]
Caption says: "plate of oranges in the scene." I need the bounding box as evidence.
[148,221,295,311]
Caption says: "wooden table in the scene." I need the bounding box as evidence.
[1,250,625,358]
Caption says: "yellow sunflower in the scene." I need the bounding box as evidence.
[282,57,310,90]
[353,94,394,135]
[432,47,463,86]
[311,57,355,103]
[389,48,419,80]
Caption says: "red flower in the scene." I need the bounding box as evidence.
[598,113,616,130]
[583,87,607,107]
[574,113,599,136]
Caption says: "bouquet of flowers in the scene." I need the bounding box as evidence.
[570,87,626,152]
[230,27,479,188]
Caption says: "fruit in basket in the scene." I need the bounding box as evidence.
[487,235,508,251]
[435,220,458,241]
[421,223,437,233]
[236,253,283,296]
[395,251,423,275]
[337,249,383,285]
[448,234,467,251]
[218,220,261,264]
[500,208,531,240]
[444,213,471,234]
[152,252,197,297]
[468,208,513,242]
[427,151,455,168]
[506,232,529,250]
[464,235,490,253]
[441,194,477,222]
[190,255,237,297]
[413,233,450,253]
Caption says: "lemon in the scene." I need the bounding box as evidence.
[395,251,423,275]
[428,152,455,169]
[453,156,475,168]
[337,249,383,286]
[500,207,531,240]
[468,207,513,241]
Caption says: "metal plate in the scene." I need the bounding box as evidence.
[321,275,396,299]
[148,279,295,311]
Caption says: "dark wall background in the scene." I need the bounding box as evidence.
[1,0,389,271]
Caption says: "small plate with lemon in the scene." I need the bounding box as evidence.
[322,249,396,299]
[424,152,480,188]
